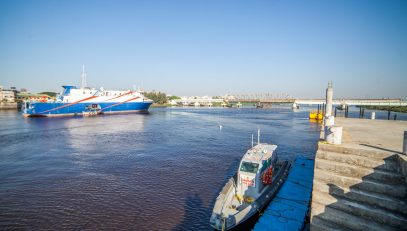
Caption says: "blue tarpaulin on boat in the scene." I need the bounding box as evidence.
[253,157,315,231]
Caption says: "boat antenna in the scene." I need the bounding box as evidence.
[251,134,254,148]
[81,64,87,88]
[257,129,260,145]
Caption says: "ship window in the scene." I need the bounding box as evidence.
[240,162,259,174]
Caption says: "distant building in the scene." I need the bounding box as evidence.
[0,88,16,102]
[16,92,53,102]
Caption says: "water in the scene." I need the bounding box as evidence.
[2,105,393,230]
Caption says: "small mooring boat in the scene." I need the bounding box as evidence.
[210,131,291,230]
[82,104,102,116]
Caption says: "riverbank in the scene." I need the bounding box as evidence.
[362,105,407,113]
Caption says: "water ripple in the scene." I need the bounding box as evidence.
[0,108,320,230]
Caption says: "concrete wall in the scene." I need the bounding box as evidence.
[0,102,18,109]
[398,154,407,185]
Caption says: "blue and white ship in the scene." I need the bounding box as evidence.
[23,66,153,117]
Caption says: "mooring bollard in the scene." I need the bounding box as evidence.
[345,105,349,118]
[403,131,407,155]
[325,126,343,145]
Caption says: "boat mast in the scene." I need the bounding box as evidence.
[257,129,260,145]
[81,64,87,89]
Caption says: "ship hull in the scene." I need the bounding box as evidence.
[23,101,152,117]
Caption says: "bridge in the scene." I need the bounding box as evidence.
[228,96,407,107]
[293,99,407,106]
[173,94,407,107]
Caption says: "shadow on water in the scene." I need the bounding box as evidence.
[171,193,207,231]
[312,151,407,230]
[172,192,264,231]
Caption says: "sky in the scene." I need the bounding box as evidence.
[0,0,406,98]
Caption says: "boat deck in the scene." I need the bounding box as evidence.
[252,157,315,231]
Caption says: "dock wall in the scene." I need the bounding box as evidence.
[0,102,17,109]
[310,118,407,231]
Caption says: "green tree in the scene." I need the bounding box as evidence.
[144,91,167,104]
[168,95,181,100]
[39,92,57,97]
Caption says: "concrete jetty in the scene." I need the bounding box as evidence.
[311,117,407,230]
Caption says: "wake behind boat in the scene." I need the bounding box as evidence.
[22,66,153,117]
[210,131,290,230]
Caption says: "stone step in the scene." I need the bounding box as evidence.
[311,216,352,231]
[311,201,399,231]
[318,142,399,161]
[314,168,406,198]
[315,158,404,185]
[313,180,407,216]
[312,190,407,229]
[316,150,399,172]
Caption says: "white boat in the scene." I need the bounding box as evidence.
[82,104,102,116]
[22,66,153,117]
[210,131,291,230]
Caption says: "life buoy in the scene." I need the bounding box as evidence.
[262,166,273,184]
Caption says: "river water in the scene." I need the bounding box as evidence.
[0,106,405,230]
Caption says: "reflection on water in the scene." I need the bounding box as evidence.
[2,107,320,230]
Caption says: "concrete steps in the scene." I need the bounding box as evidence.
[311,216,352,231]
[317,143,400,161]
[316,150,399,172]
[315,157,404,184]
[311,201,400,231]
[311,142,407,231]
[312,190,407,229]
[313,180,407,216]
[314,168,406,198]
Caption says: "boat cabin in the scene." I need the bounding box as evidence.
[237,143,277,200]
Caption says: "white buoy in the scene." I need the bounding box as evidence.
[219,124,223,131]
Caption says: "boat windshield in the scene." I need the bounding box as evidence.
[240,162,259,173]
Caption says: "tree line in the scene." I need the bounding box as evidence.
[143,91,168,104]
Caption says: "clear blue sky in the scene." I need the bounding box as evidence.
[1,0,406,98]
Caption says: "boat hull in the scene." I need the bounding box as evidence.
[210,161,291,230]
[23,101,152,117]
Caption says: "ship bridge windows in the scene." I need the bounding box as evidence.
[240,162,259,174]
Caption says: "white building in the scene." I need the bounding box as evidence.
[0,86,16,102]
